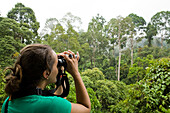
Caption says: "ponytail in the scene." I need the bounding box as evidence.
[5,64,23,95]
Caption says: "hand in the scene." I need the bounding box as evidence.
[58,50,80,78]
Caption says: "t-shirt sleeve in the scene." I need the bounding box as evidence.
[48,96,72,113]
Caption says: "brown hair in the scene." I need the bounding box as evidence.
[5,44,55,95]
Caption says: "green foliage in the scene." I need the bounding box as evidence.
[95,80,119,110]
[67,86,76,103]
[110,84,143,113]
[0,17,20,38]
[81,76,94,89]
[145,23,157,47]
[78,42,92,70]
[122,55,154,84]
[7,3,40,43]
[111,58,170,112]
[41,14,82,54]
[103,66,116,80]
[120,63,129,81]
[140,58,170,112]
[128,13,146,27]
[79,68,128,112]
[95,80,128,111]
[87,14,109,68]
[67,81,101,112]
[0,67,6,111]
[151,11,170,44]
[87,88,102,113]
[81,68,105,90]
[0,36,24,68]
[126,66,145,84]
[137,46,170,59]
[112,80,128,101]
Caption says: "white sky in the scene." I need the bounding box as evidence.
[0,0,170,33]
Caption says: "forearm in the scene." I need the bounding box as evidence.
[73,72,91,109]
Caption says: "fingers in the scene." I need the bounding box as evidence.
[58,50,79,61]
[76,51,80,61]
[63,50,78,59]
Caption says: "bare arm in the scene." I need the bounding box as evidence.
[71,72,91,113]
[59,50,91,113]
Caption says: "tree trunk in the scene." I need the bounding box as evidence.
[93,42,96,68]
[118,26,121,81]
[161,34,163,48]
[148,37,151,47]
[67,37,69,50]
[118,48,121,81]
[91,56,93,68]
[131,38,133,67]
[113,48,116,79]
[93,49,96,67]
[115,60,117,79]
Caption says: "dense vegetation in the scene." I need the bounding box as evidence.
[0,3,170,112]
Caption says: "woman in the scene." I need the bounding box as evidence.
[1,44,91,113]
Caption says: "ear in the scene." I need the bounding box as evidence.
[43,70,50,79]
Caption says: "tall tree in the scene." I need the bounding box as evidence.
[41,13,81,53]
[128,13,146,66]
[151,11,170,48]
[40,18,59,37]
[40,18,62,48]
[60,12,82,50]
[0,17,24,68]
[107,16,133,81]
[7,3,40,44]
[87,14,108,68]
[78,32,92,70]
[145,22,157,47]
[0,17,33,44]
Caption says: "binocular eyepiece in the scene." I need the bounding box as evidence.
[57,54,80,68]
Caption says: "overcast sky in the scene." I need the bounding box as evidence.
[0,0,170,32]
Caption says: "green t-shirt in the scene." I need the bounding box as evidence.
[1,95,71,113]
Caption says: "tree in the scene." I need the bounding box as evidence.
[40,13,82,53]
[81,68,105,91]
[40,18,59,38]
[151,11,170,48]
[42,21,67,52]
[0,17,25,68]
[0,36,23,68]
[61,12,82,32]
[145,22,157,47]
[128,13,146,66]
[0,18,21,39]
[95,80,128,112]
[87,14,108,68]
[107,16,133,81]
[7,3,40,44]
[77,33,92,70]
[59,13,81,51]
[95,80,118,111]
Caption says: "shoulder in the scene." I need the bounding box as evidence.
[3,95,71,113]
[32,95,72,113]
